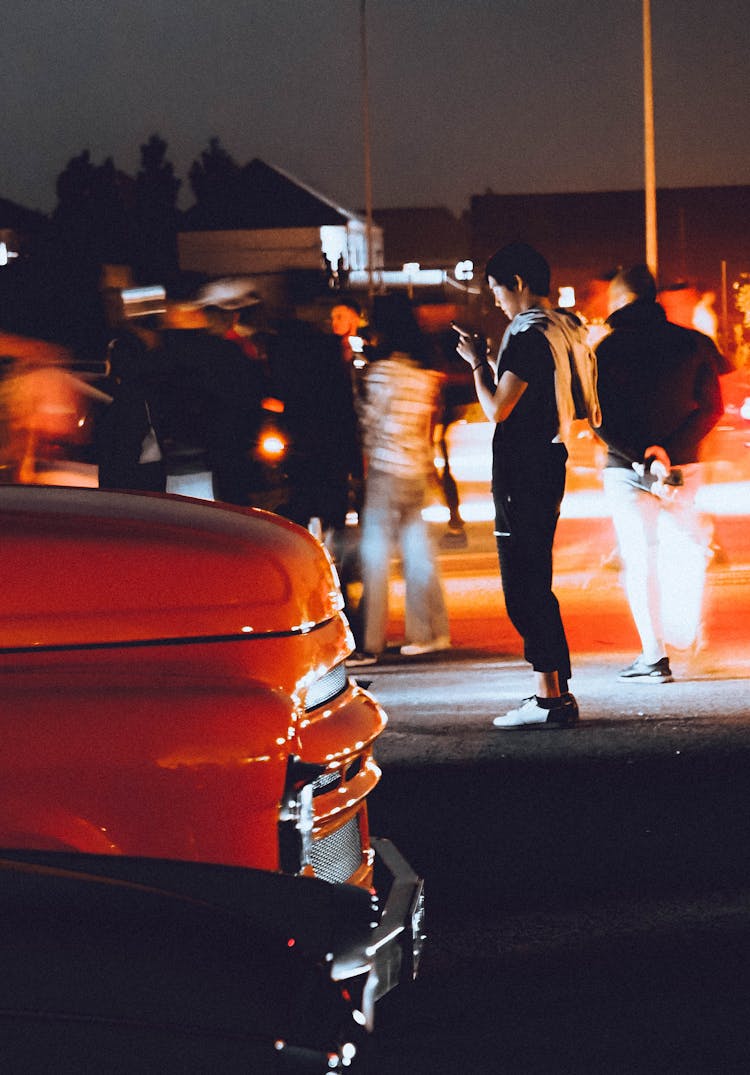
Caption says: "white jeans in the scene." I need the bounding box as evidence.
[359,468,449,653]
[603,464,713,661]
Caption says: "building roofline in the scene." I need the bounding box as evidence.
[261,160,365,224]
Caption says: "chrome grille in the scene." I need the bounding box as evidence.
[309,816,362,884]
[311,768,342,795]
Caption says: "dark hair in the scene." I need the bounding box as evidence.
[106,332,150,381]
[331,295,361,316]
[369,292,431,365]
[485,241,551,297]
[613,264,657,303]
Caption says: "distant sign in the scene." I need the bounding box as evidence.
[0,241,19,267]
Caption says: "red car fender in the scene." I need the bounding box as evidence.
[0,667,296,871]
[0,803,122,855]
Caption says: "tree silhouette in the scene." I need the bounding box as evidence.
[54,149,98,212]
[53,149,133,265]
[187,137,241,228]
[135,134,181,217]
[47,150,135,354]
[132,134,181,283]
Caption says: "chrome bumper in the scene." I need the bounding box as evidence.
[331,837,426,1030]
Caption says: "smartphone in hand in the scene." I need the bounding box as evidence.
[450,321,472,337]
[452,322,488,361]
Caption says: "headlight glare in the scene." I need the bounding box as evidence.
[304,662,348,711]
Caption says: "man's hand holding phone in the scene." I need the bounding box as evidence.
[452,322,488,369]
[451,321,473,339]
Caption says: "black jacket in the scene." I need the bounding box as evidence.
[595,300,724,467]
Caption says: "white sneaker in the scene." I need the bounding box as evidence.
[346,651,379,667]
[399,635,451,657]
[492,695,579,729]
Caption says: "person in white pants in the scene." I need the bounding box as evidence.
[595,265,725,683]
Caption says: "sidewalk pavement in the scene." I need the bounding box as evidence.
[364,642,750,771]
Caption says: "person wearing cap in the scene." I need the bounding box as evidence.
[199,278,264,359]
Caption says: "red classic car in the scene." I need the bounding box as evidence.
[0,485,423,1070]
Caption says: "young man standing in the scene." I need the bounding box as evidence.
[456,242,599,728]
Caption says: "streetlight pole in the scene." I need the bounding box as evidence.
[643,0,658,281]
[360,0,375,300]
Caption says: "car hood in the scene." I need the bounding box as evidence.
[0,486,343,650]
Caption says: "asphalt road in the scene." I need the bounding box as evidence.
[352,520,750,1074]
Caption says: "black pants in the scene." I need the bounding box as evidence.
[99,460,166,493]
[493,447,571,683]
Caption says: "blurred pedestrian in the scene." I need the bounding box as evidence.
[198,282,285,504]
[266,311,367,641]
[272,312,363,532]
[432,325,476,549]
[691,289,719,344]
[456,242,600,728]
[595,264,724,682]
[159,301,264,505]
[328,298,367,515]
[0,331,108,484]
[330,298,364,369]
[349,292,450,666]
[95,320,167,493]
[198,278,274,380]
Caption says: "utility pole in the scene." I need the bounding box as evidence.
[721,259,729,352]
[643,0,658,281]
[360,0,375,300]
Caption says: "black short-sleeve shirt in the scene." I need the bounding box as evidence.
[492,327,559,466]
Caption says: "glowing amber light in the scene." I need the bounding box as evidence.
[259,432,286,459]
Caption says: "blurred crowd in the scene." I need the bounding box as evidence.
[0,282,467,643]
[3,272,747,664]
[0,282,371,520]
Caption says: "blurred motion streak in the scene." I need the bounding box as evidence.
[0,333,109,484]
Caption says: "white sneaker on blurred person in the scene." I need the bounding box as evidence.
[618,656,673,683]
[399,636,451,657]
[347,651,379,667]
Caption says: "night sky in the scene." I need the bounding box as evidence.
[3,0,749,218]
